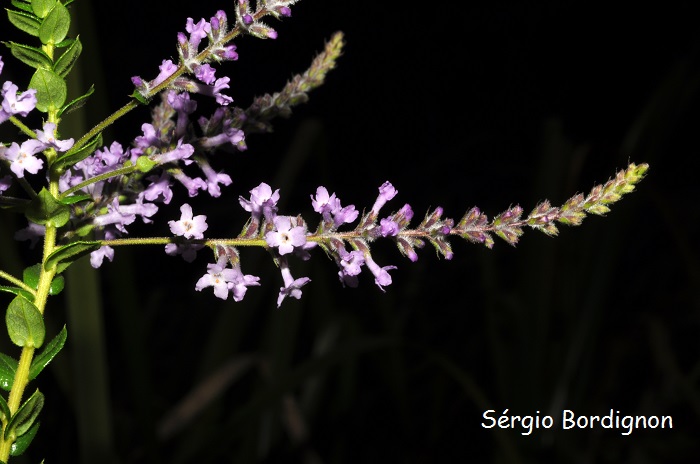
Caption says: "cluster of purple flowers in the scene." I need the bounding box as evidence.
[165,180,414,306]
[1,4,441,308]
[0,56,42,189]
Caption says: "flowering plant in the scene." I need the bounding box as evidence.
[0,0,648,461]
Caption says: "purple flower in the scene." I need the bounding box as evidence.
[118,197,159,223]
[337,248,365,288]
[195,256,260,301]
[150,140,195,166]
[185,17,209,50]
[212,77,233,105]
[1,82,37,123]
[239,182,279,221]
[229,268,260,302]
[93,199,136,233]
[379,218,399,237]
[0,175,11,194]
[134,123,163,150]
[216,44,239,61]
[195,257,237,300]
[90,229,117,268]
[141,172,174,204]
[90,245,115,269]
[35,122,74,152]
[172,170,207,197]
[364,254,397,292]
[311,186,358,228]
[2,140,46,178]
[265,216,307,256]
[311,186,339,218]
[370,181,398,215]
[197,158,232,197]
[165,243,204,262]
[152,60,178,87]
[169,203,208,239]
[195,64,217,85]
[277,259,311,307]
[14,222,45,248]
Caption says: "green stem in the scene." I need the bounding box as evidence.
[8,116,36,139]
[59,163,139,199]
[0,270,36,297]
[71,100,138,153]
[0,225,57,462]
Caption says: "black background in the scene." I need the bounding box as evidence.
[2,1,700,463]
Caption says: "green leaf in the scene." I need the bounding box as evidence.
[57,83,93,118]
[53,131,100,171]
[53,35,81,77]
[10,1,34,14]
[4,389,44,440]
[29,68,66,112]
[54,37,73,48]
[6,9,40,36]
[10,421,39,456]
[25,187,70,227]
[6,296,45,348]
[49,275,64,295]
[22,264,41,289]
[7,264,61,297]
[0,353,18,392]
[31,0,56,18]
[7,41,52,70]
[130,89,150,105]
[0,287,33,301]
[29,325,66,380]
[43,241,100,273]
[38,2,69,44]
[58,193,91,205]
[0,394,10,422]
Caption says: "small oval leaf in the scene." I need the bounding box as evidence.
[53,35,81,77]
[4,389,44,440]
[29,68,66,112]
[0,353,18,392]
[10,421,39,456]
[0,394,10,423]
[29,325,66,380]
[6,9,40,36]
[32,0,57,18]
[25,188,70,227]
[43,241,100,273]
[22,264,42,290]
[6,296,45,348]
[38,2,70,44]
[7,42,52,70]
[48,275,64,295]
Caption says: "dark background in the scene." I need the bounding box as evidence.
[1,1,699,463]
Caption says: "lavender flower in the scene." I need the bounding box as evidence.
[364,254,397,292]
[1,140,46,177]
[370,181,398,215]
[0,175,11,194]
[35,122,74,152]
[195,257,238,300]
[165,243,204,262]
[276,258,311,307]
[0,81,37,123]
[265,216,307,255]
[169,203,208,239]
[239,182,280,221]
[195,256,259,301]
